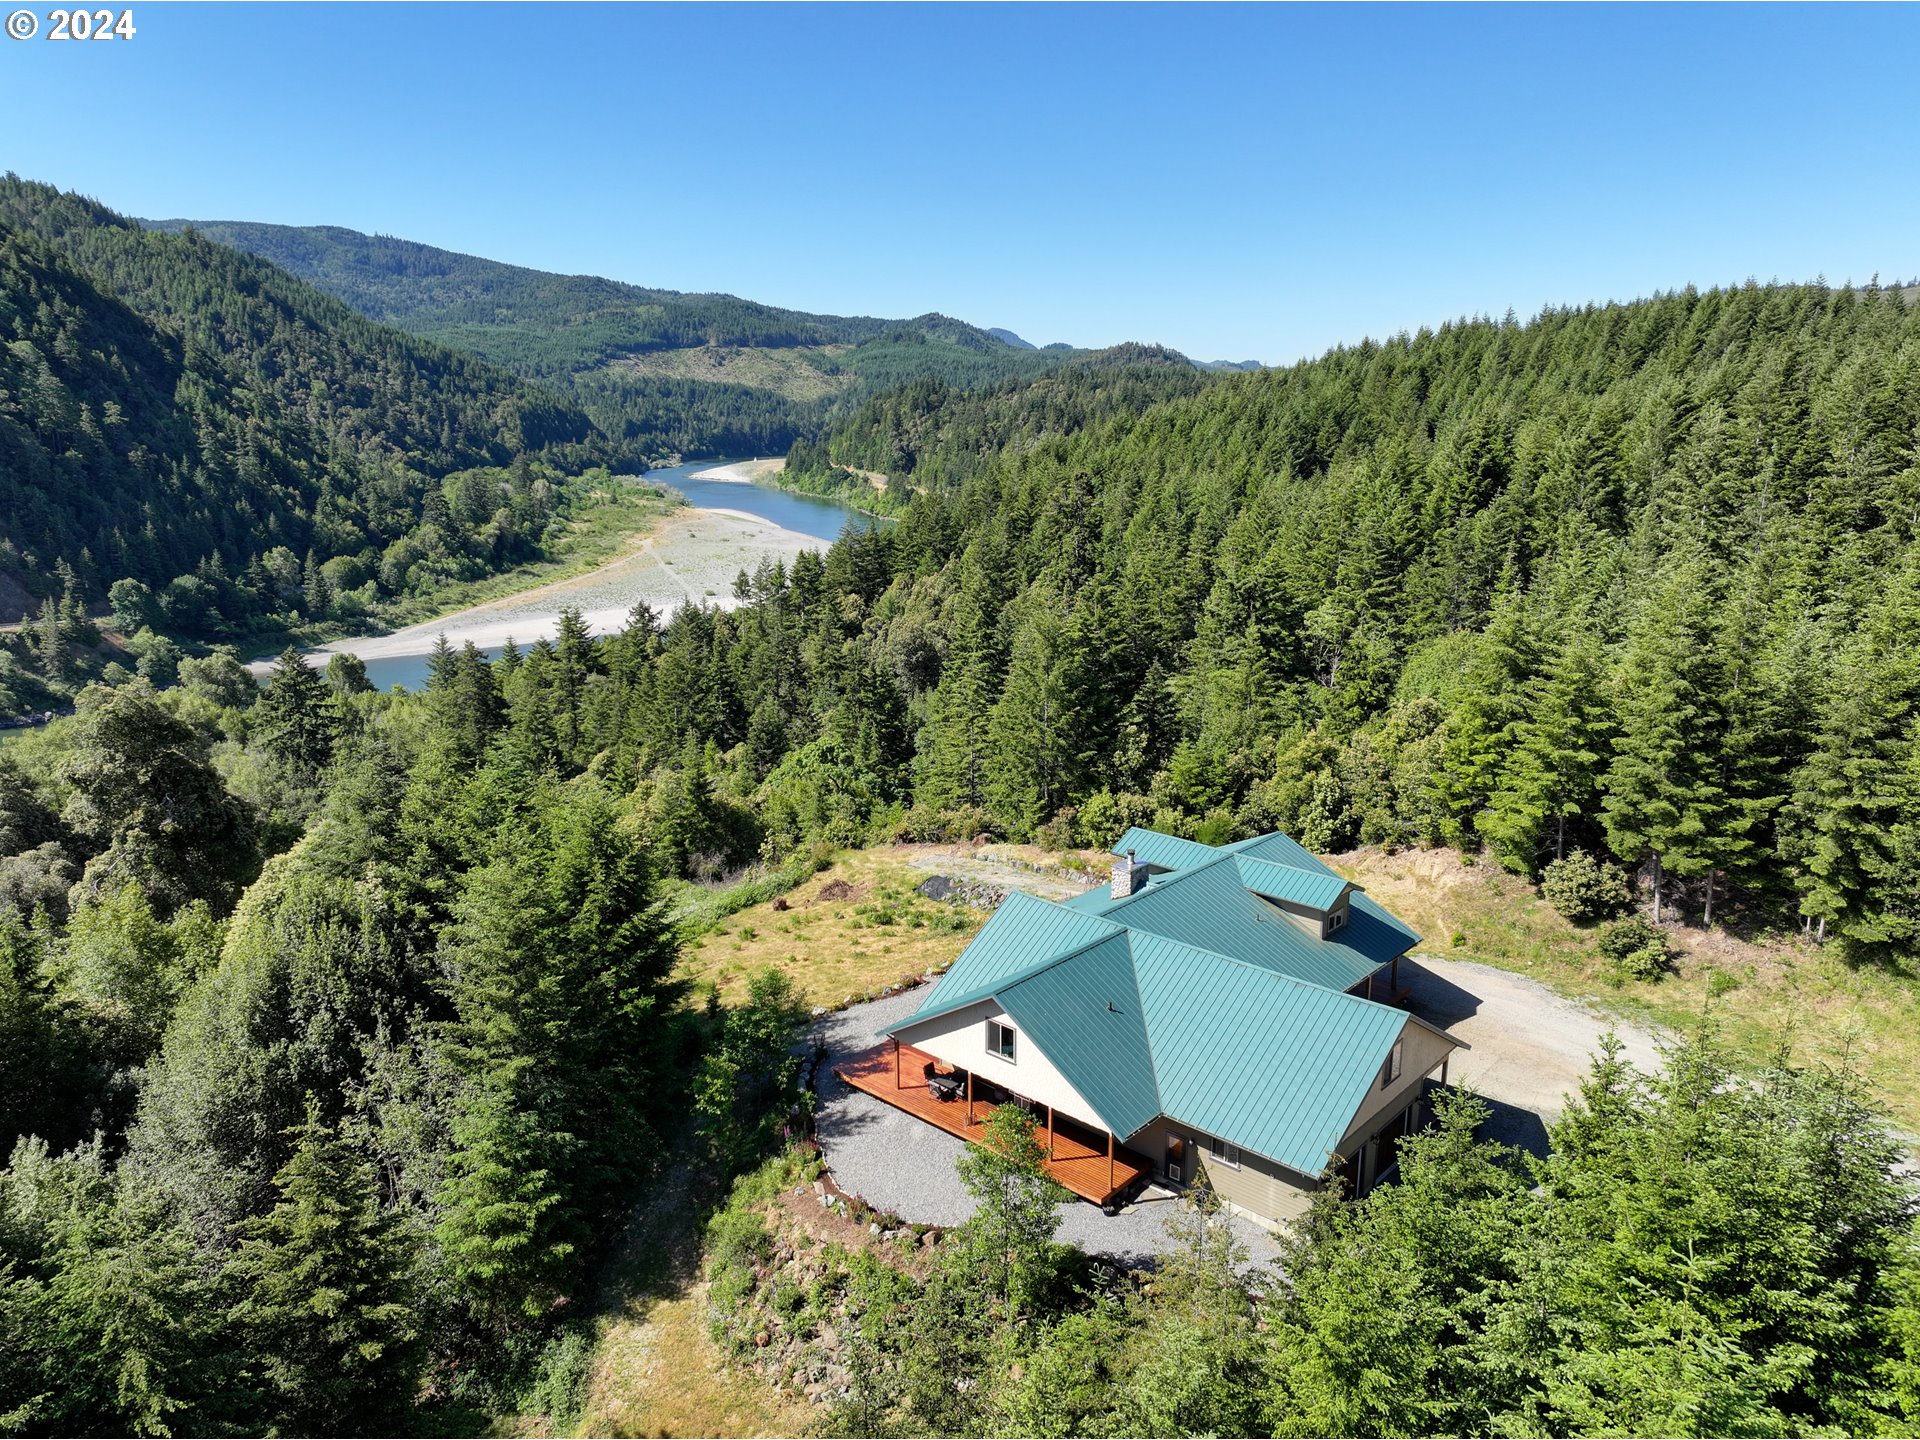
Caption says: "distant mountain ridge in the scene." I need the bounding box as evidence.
[141,217,1148,458]
[142,218,1026,372]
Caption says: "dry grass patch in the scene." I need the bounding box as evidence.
[1335,846,1920,1132]
[680,849,986,1008]
[574,1282,808,1439]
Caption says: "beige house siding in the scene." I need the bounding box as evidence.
[1338,1019,1457,1152]
[892,1000,1107,1131]
[1125,1116,1321,1229]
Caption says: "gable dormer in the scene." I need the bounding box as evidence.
[1235,855,1356,940]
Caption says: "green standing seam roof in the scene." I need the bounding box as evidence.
[1232,855,1351,912]
[1130,934,1411,1175]
[1101,851,1381,992]
[1221,830,1343,877]
[902,890,1123,1023]
[890,830,1446,1175]
[995,931,1162,1140]
[1111,826,1221,872]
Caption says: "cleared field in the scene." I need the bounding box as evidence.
[679,849,988,1008]
[606,344,855,402]
[1337,846,1920,1132]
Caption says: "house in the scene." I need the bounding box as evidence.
[837,827,1463,1230]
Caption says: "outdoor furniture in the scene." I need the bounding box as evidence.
[928,1070,965,1102]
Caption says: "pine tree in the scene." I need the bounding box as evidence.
[914,596,998,816]
[984,611,1075,836]
[35,596,66,681]
[1782,563,1920,955]
[1600,561,1728,922]
[228,1108,423,1434]
[1434,586,1538,847]
[255,646,339,783]
[1480,626,1611,871]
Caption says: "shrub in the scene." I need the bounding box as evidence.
[1541,849,1632,921]
[1599,914,1670,981]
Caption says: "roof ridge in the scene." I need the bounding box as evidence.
[1094,844,1239,914]
[1127,927,1387,1007]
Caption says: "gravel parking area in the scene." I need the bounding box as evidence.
[811,992,1279,1268]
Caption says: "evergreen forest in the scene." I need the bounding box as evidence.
[5,168,1920,1432]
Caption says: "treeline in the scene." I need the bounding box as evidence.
[685,280,1920,959]
[0,637,814,1433]
[0,177,614,628]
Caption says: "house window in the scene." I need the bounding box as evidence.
[1206,1133,1241,1169]
[1382,1038,1404,1088]
[986,1019,1017,1062]
[1327,905,1347,933]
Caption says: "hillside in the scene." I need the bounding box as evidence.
[547,278,1920,967]
[142,217,1102,457]
[781,341,1216,508]
[0,178,601,634]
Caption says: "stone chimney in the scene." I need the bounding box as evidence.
[1111,849,1147,900]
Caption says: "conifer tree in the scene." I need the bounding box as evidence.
[255,646,339,784]
[228,1108,423,1434]
[1480,626,1611,871]
[1600,560,1727,922]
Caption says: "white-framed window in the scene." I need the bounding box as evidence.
[1382,1038,1404,1088]
[1326,905,1348,934]
[1206,1133,1241,1169]
[986,1018,1017,1062]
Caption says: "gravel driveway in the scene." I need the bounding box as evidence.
[1399,953,1665,1157]
[810,955,1664,1260]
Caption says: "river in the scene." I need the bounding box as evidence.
[315,460,868,692]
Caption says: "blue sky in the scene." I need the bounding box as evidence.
[2,3,1916,362]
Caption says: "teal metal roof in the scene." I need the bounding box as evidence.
[1061,884,1121,914]
[887,829,1446,1174]
[1223,830,1342,877]
[1104,852,1380,992]
[1233,855,1351,912]
[902,891,1121,1022]
[1111,826,1220,872]
[996,932,1161,1140]
[1130,933,1412,1174]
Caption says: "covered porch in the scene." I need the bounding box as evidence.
[834,1040,1153,1207]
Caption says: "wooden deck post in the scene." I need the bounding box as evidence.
[1107,1130,1114,1192]
[1440,1056,1449,1086]
[893,1038,901,1088]
[1047,1106,1055,1159]
[966,1070,973,1126]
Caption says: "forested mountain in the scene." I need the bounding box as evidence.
[141,217,1122,456]
[0,177,602,630]
[648,279,1919,957]
[783,342,1216,508]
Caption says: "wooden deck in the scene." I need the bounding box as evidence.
[834,1042,1153,1206]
